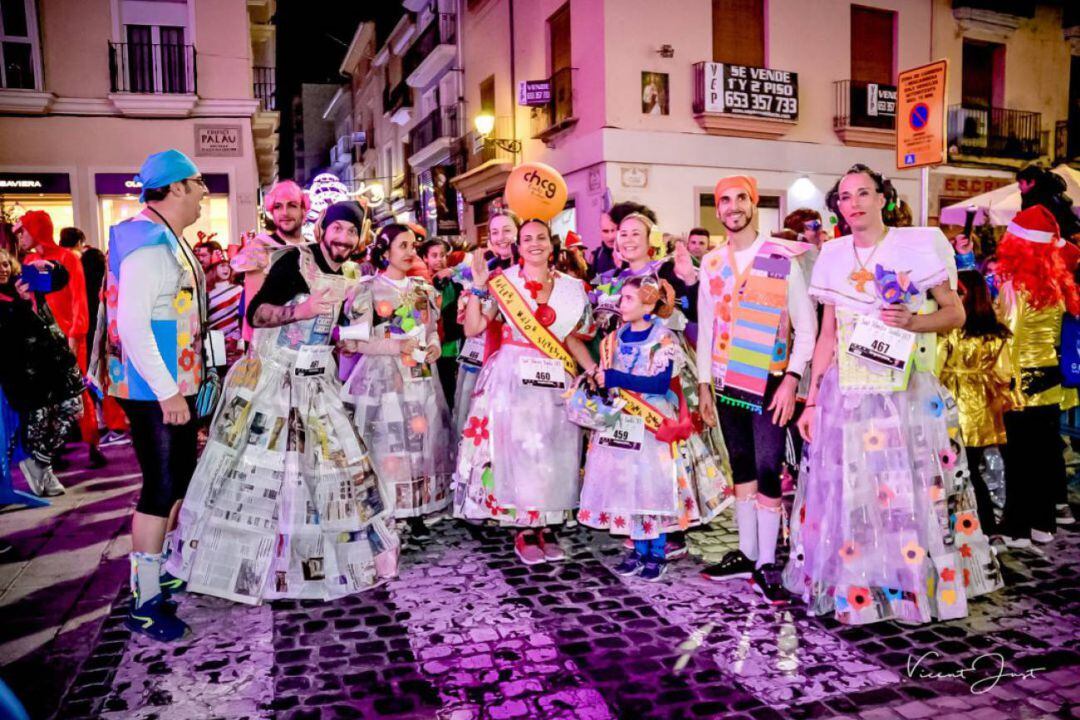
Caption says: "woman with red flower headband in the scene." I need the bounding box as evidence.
[452,218,596,566]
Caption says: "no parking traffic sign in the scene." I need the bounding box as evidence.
[896,60,947,169]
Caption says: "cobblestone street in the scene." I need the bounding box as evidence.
[2,443,1079,720]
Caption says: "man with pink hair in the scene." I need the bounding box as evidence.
[231,180,310,340]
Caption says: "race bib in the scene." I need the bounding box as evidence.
[294,345,332,377]
[597,414,645,452]
[518,356,566,389]
[846,314,916,372]
[459,336,485,367]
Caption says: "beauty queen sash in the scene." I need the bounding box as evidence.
[489,274,577,375]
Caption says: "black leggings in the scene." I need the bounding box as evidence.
[1001,406,1061,536]
[119,397,198,518]
[965,446,998,536]
[716,376,787,499]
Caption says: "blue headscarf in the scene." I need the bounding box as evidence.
[135,149,199,203]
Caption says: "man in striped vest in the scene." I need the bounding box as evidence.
[696,175,817,604]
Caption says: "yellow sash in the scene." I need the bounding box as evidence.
[599,332,665,434]
[490,274,577,375]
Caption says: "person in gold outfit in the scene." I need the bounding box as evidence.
[939,267,1012,537]
[996,206,1080,547]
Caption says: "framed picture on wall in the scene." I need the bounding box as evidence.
[642,72,669,115]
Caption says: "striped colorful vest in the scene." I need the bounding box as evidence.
[105,218,205,401]
[702,238,805,412]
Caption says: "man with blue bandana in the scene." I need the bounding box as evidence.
[104,149,208,641]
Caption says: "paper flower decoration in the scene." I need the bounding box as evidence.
[902,539,926,565]
[874,264,917,305]
[847,586,872,611]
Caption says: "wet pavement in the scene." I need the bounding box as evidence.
[2,443,1079,719]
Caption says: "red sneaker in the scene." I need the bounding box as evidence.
[514,531,546,565]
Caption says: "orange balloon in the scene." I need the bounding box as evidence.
[503,162,568,223]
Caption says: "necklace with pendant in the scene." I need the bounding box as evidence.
[849,232,887,293]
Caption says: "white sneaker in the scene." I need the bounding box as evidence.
[42,468,66,497]
[1055,504,1075,526]
[18,458,47,496]
[1003,536,1032,549]
[1031,529,1054,544]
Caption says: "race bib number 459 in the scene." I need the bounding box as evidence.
[518,356,566,389]
[597,415,645,452]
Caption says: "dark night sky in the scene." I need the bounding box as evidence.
[275,1,405,179]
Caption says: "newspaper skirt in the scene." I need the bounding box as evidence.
[341,354,454,518]
[170,351,400,604]
[453,344,582,527]
[782,366,1002,625]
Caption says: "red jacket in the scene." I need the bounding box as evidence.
[20,210,89,339]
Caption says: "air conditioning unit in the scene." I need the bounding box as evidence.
[330,146,340,165]
[352,131,367,146]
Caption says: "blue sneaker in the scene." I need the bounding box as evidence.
[126,593,190,642]
[639,557,668,582]
[160,571,186,595]
[614,550,644,576]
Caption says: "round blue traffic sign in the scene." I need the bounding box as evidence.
[910,103,929,130]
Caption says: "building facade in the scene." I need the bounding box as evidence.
[0,0,272,249]
[445,0,1077,247]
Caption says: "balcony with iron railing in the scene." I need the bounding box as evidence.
[692,61,798,139]
[404,13,456,89]
[832,79,896,148]
[948,105,1043,162]
[253,65,276,111]
[529,67,576,143]
[409,105,459,152]
[109,41,196,94]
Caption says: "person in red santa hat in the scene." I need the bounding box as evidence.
[14,211,104,468]
[996,205,1080,547]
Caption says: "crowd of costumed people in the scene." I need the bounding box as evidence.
[4,148,1077,644]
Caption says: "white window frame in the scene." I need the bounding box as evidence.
[0,0,44,90]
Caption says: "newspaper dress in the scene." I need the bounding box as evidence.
[453,266,594,526]
[169,246,399,604]
[782,228,1002,625]
[578,320,729,538]
[340,273,454,518]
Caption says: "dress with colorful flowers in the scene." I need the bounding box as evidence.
[340,274,454,519]
[453,266,594,527]
[578,320,728,538]
[783,229,1002,625]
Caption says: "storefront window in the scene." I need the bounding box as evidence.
[1,195,74,232]
[95,172,232,248]
[99,194,231,248]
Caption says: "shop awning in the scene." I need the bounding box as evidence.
[939,164,1080,226]
[450,159,513,204]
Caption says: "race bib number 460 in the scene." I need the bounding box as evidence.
[518,356,565,389]
[597,415,645,452]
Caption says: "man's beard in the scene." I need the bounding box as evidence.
[323,240,355,263]
[722,210,752,234]
[275,218,303,238]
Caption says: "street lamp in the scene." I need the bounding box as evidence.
[474,112,521,154]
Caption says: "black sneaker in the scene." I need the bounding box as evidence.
[752,562,789,605]
[701,550,755,582]
[614,550,644,576]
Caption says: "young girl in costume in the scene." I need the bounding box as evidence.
[577,276,724,581]
[937,268,1012,538]
[341,224,455,537]
[453,218,596,565]
[591,204,732,558]
[785,164,1001,625]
